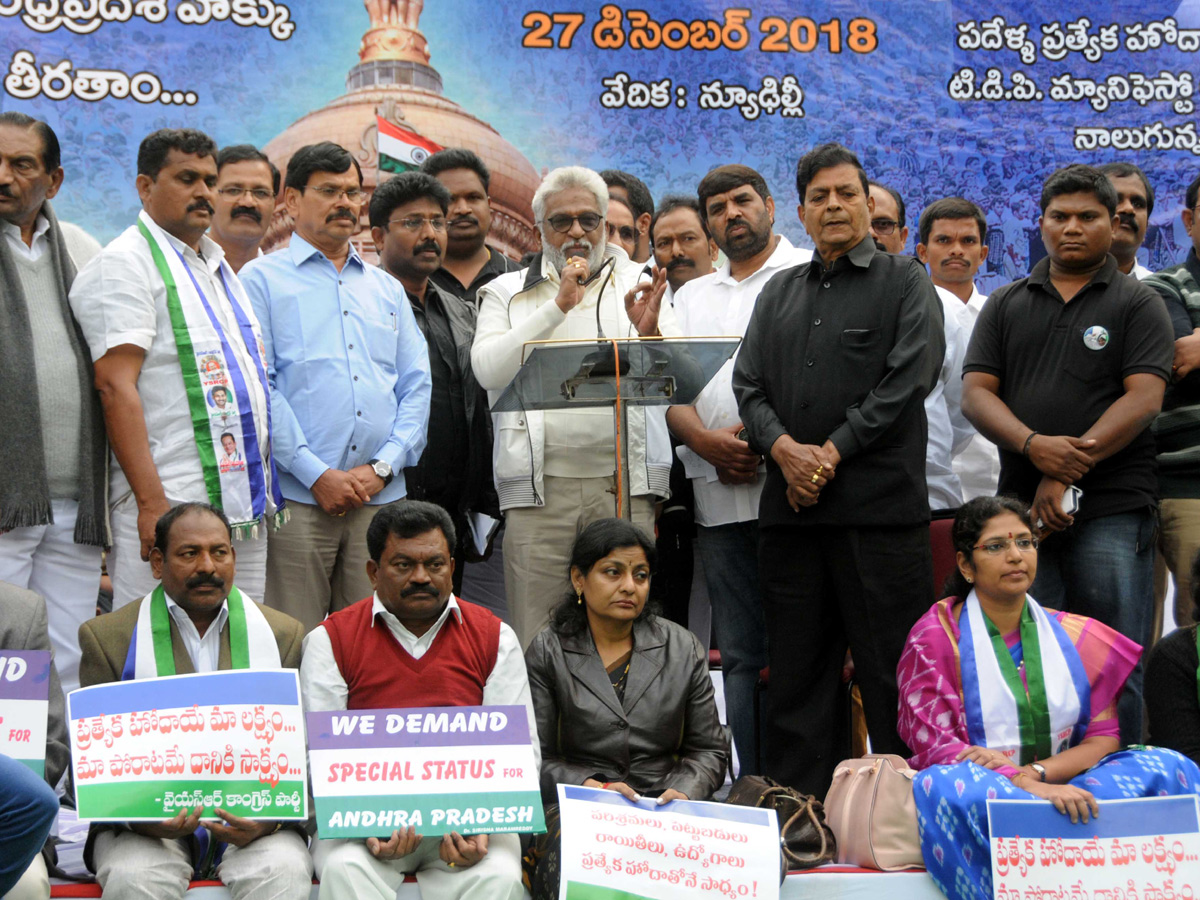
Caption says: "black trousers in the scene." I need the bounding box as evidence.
[758,523,933,797]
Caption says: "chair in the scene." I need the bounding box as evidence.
[929,513,957,600]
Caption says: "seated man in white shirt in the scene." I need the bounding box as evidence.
[76,503,309,900]
[916,197,1001,501]
[301,501,537,900]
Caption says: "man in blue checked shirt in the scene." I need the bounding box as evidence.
[242,141,431,634]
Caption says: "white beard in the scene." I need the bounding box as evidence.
[541,234,607,276]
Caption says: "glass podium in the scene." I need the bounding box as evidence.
[490,337,741,519]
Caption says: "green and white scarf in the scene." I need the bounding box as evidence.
[137,212,284,537]
[959,591,1090,765]
[130,585,281,679]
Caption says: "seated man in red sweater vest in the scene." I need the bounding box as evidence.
[300,500,538,900]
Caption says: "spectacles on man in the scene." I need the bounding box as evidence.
[388,215,448,233]
[544,212,603,234]
[310,185,364,202]
[871,218,900,235]
[217,186,274,202]
[972,537,1039,555]
[607,222,636,244]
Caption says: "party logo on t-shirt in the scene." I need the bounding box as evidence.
[1082,325,1109,350]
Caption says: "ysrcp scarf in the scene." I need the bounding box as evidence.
[958,590,1090,765]
[137,212,284,536]
[122,585,281,680]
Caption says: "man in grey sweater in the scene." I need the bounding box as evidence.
[0,113,108,696]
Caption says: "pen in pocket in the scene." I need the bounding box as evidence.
[390,311,397,332]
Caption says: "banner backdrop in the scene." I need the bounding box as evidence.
[4,1,1200,289]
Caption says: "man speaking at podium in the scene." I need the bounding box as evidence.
[472,166,678,648]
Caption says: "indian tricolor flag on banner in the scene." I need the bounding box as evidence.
[377,117,442,173]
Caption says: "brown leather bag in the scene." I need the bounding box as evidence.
[823,753,924,871]
[726,774,837,877]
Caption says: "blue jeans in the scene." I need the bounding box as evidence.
[697,521,767,776]
[1031,508,1156,744]
[915,748,1200,900]
[0,754,58,895]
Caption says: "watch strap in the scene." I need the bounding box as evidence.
[369,458,394,487]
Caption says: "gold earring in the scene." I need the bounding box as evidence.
[576,589,583,605]
[965,577,973,584]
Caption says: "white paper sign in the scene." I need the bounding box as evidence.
[557,784,780,900]
[989,796,1200,900]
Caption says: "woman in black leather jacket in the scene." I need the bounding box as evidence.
[522,518,728,898]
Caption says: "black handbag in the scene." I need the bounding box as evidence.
[726,774,837,878]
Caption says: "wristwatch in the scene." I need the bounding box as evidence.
[369,459,394,487]
[1030,762,1047,782]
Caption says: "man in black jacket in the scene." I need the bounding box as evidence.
[733,143,944,795]
[371,172,499,593]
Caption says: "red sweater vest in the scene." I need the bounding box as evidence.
[322,597,501,710]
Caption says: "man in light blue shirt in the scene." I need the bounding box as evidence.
[242,141,431,633]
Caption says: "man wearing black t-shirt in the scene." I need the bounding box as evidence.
[962,164,1174,743]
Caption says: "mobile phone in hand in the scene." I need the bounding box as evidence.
[1035,485,1082,531]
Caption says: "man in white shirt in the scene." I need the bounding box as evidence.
[916,197,1002,500]
[872,181,971,510]
[605,194,639,260]
[650,194,717,308]
[601,169,654,263]
[472,166,676,648]
[70,129,282,608]
[0,112,106,696]
[1099,162,1154,280]
[301,501,534,900]
[210,144,278,274]
[666,165,811,773]
[77,503,309,900]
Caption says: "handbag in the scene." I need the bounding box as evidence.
[726,774,836,877]
[823,753,924,871]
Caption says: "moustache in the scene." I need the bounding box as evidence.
[326,209,356,223]
[0,185,14,199]
[449,216,478,228]
[414,240,441,256]
[185,572,225,590]
[187,200,215,215]
[231,206,262,223]
[401,583,439,599]
[665,257,695,272]
[1118,213,1139,232]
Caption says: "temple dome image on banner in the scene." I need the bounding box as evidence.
[261,0,541,263]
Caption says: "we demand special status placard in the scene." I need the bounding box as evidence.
[307,704,546,838]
